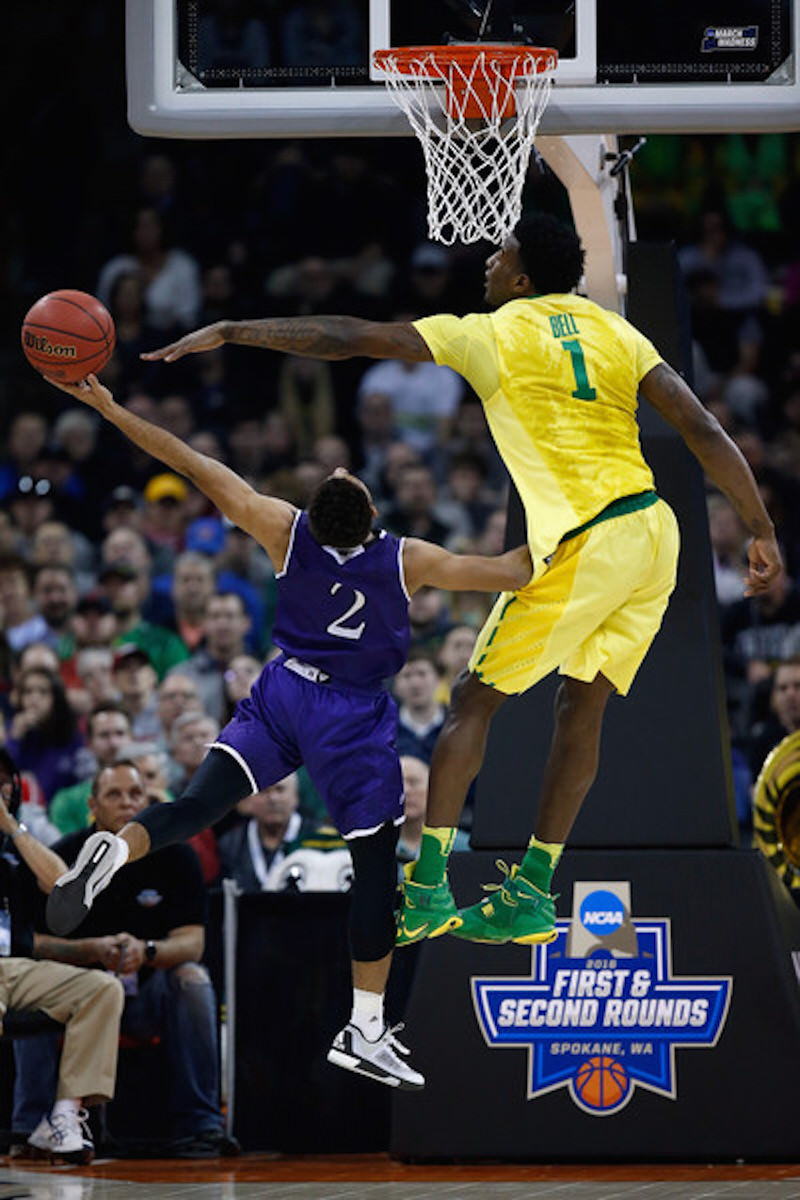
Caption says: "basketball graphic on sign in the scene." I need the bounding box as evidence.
[573,1056,630,1113]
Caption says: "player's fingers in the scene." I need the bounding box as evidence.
[140,345,178,361]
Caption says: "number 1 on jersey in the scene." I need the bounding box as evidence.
[561,338,597,401]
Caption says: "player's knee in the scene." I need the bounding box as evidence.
[449,670,504,721]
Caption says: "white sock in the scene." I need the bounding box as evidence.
[350,988,384,1039]
[51,1098,80,1118]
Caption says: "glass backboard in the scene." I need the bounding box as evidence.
[128,0,800,137]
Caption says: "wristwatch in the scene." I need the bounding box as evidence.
[144,939,158,963]
[8,824,28,840]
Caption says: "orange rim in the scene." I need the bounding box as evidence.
[373,44,558,79]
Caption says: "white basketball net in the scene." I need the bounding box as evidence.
[375,47,557,246]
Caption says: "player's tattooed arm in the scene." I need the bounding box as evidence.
[640,361,781,594]
[142,317,433,363]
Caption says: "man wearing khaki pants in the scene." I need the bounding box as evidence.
[0,748,123,1162]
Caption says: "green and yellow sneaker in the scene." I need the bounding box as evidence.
[396,866,462,947]
[450,861,558,945]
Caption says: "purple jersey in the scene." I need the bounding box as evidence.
[271,513,410,690]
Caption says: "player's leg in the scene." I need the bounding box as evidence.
[453,672,615,945]
[397,672,508,946]
[327,822,424,1090]
[48,666,303,934]
[46,749,256,936]
[455,501,680,944]
[296,686,424,1088]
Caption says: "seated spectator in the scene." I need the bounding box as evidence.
[167,711,224,882]
[407,585,452,655]
[49,704,132,835]
[441,451,497,541]
[392,241,462,318]
[354,389,400,496]
[277,356,335,459]
[748,657,800,778]
[30,520,95,601]
[96,207,202,334]
[118,740,173,807]
[68,628,118,724]
[168,592,252,722]
[357,350,463,458]
[0,554,47,653]
[141,474,190,572]
[0,412,49,504]
[722,560,800,735]
[679,208,768,314]
[15,760,237,1158]
[100,558,189,681]
[2,668,84,805]
[394,649,446,764]
[9,476,57,559]
[708,493,748,608]
[71,593,117,657]
[155,672,205,751]
[435,624,478,705]
[0,748,124,1164]
[382,462,460,546]
[177,522,267,656]
[396,755,470,866]
[221,653,263,724]
[112,645,161,743]
[102,485,144,536]
[169,550,216,652]
[217,773,347,893]
[29,564,79,661]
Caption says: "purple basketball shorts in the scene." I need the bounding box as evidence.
[213,657,403,839]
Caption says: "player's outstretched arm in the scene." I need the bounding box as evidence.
[45,375,296,567]
[403,539,532,596]
[640,362,782,595]
[142,317,433,364]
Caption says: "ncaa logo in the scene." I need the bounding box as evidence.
[580,889,625,937]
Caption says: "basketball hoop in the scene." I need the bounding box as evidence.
[373,44,557,246]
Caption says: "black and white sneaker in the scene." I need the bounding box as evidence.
[327,1022,425,1090]
[46,830,130,935]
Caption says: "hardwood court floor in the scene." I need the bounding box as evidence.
[4,1158,800,1199]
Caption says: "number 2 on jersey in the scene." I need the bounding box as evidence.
[561,338,597,401]
[327,582,366,640]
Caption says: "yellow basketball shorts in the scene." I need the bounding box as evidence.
[469,498,680,697]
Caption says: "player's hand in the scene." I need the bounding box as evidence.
[141,322,226,363]
[744,534,783,596]
[44,373,113,412]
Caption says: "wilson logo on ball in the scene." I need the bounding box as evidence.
[22,332,77,359]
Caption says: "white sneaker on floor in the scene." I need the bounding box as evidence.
[327,1022,425,1090]
[27,1107,94,1163]
[46,830,129,935]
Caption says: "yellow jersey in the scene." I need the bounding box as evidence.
[414,295,662,567]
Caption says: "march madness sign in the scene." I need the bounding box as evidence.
[471,881,732,1115]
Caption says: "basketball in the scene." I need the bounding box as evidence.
[573,1056,629,1111]
[21,289,115,384]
